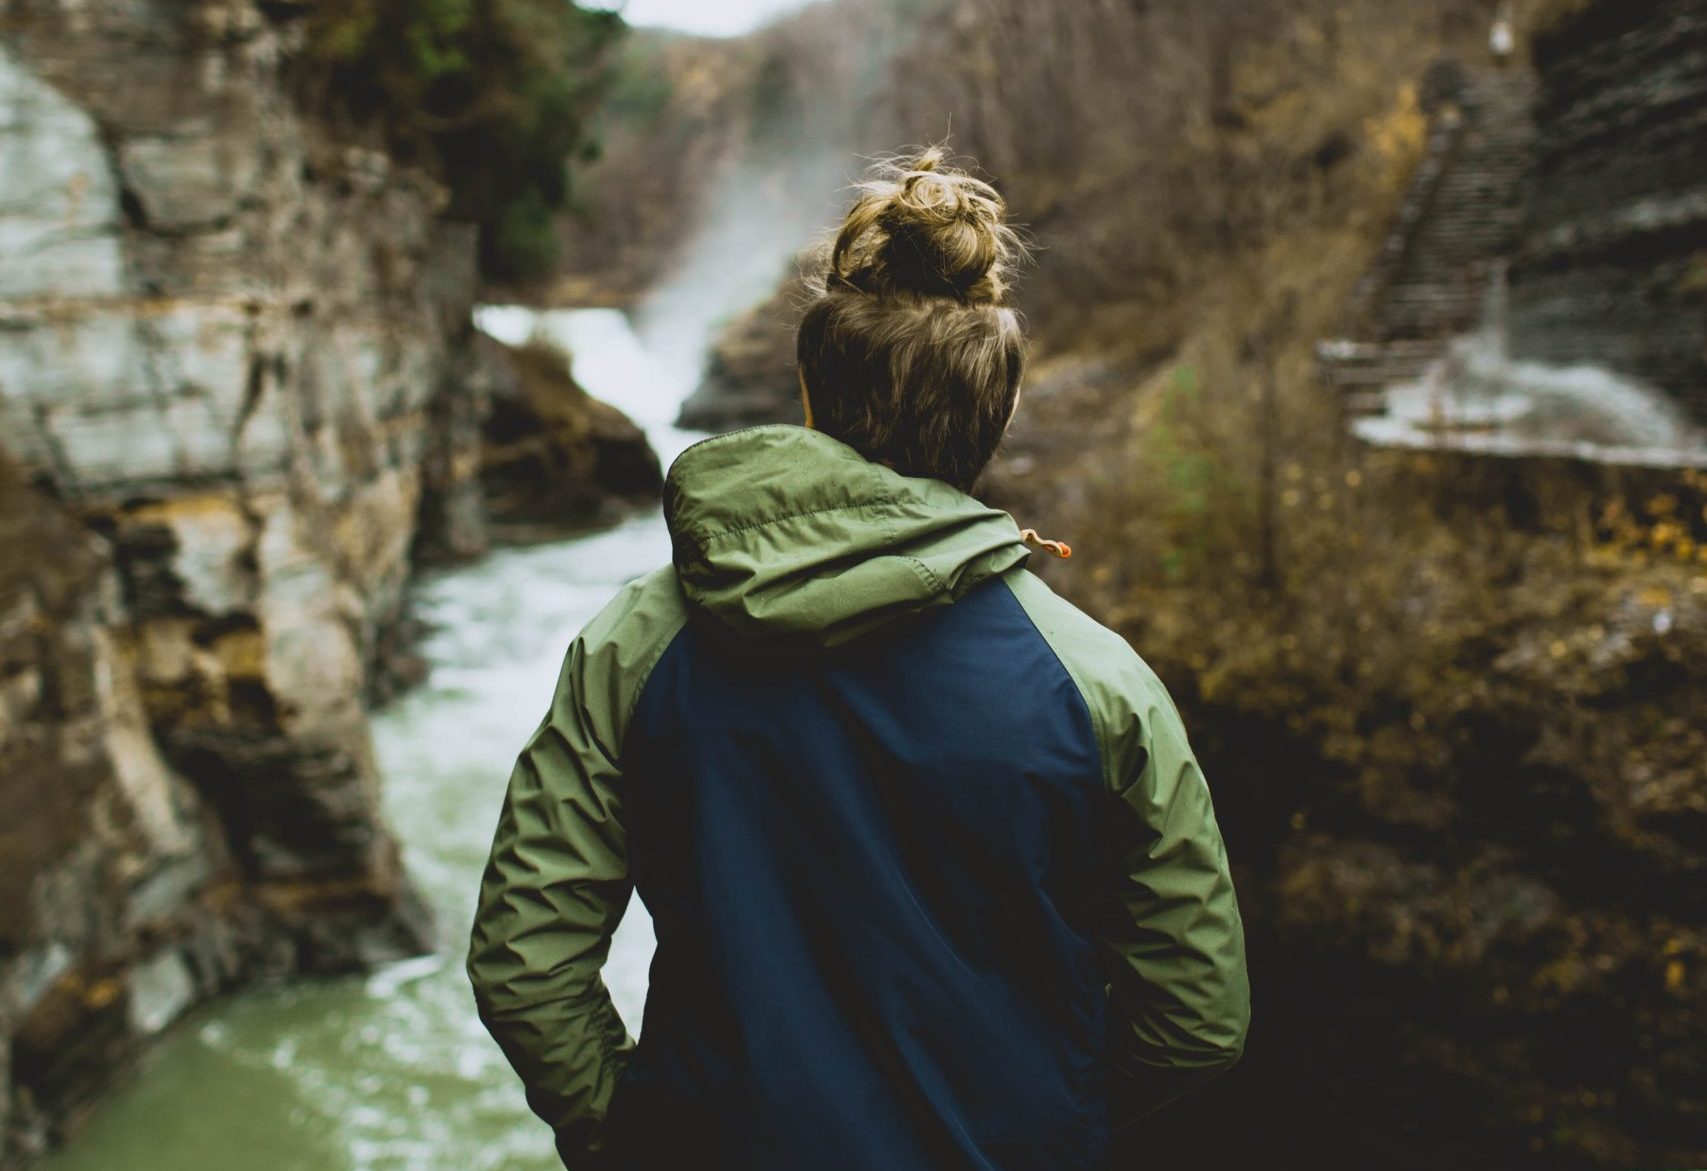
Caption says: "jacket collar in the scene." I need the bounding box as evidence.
[663,426,1030,647]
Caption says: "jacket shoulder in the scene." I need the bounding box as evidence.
[570,565,691,742]
[1000,569,1181,792]
[580,565,689,651]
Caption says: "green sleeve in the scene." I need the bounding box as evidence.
[466,568,686,1167]
[1002,571,1250,1125]
[1097,666,1248,1126]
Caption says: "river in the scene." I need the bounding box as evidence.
[43,308,702,1171]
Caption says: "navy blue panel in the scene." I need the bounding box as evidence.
[611,577,1112,1171]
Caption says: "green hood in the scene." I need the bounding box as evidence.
[663,426,1031,647]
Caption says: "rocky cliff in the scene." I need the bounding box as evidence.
[0,463,256,1159]
[1510,0,1707,421]
[674,263,808,431]
[0,0,653,1159]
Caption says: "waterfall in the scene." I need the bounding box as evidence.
[1356,263,1707,467]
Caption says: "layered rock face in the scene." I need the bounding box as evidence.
[0,467,238,1159]
[1510,0,1707,422]
[479,335,661,537]
[1,0,462,959]
[0,0,650,1158]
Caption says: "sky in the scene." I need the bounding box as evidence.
[590,0,821,37]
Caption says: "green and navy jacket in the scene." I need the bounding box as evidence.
[468,426,1249,1171]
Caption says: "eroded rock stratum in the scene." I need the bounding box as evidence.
[0,2,653,1158]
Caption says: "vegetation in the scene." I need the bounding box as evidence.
[299,0,623,282]
[872,1,1706,1163]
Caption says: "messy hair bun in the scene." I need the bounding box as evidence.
[797,147,1028,492]
[824,148,1022,305]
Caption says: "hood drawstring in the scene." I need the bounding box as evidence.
[1020,528,1072,559]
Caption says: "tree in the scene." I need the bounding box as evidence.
[300,0,624,282]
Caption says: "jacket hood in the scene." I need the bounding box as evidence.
[663,426,1031,647]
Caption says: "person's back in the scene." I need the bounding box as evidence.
[468,151,1249,1171]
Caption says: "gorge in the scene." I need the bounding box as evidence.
[0,1,654,1160]
[2,0,1704,1168]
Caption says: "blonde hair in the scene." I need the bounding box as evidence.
[797,148,1028,492]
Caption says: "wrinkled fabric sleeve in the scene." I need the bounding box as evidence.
[468,635,632,1167]
[1101,683,1250,1129]
[466,571,685,1168]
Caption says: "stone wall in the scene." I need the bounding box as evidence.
[0,0,650,1159]
[1510,0,1707,421]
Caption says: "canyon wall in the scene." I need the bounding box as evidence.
[0,0,653,1158]
[1510,0,1707,421]
[0,465,249,1159]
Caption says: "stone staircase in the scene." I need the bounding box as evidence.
[1320,66,1539,413]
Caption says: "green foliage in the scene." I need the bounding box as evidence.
[1680,252,1707,297]
[1143,363,1254,584]
[301,0,623,283]
[604,37,675,126]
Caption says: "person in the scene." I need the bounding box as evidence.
[1490,2,1516,64]
[467,149,1249,1171]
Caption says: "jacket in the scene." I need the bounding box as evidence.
[467,424,1249,1170]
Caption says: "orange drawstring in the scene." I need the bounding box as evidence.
[1020,528,1073,559]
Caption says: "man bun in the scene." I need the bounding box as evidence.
[824,148,1022,306]
[798,147,1028,492]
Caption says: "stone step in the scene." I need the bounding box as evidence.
[1382,303,1484,320]
[1391,278,1498,295]
[1461,137,1534,150]
[1411,222,1517,238]
[1406,240,1517,256]
[1407,227,1514,244]
[1343,389,1394,415]
[1408,241,1513,256]
[1318,352,1437,389]
[1323,66,1540,409]
[1437,173,1528,189]
[1382,308,1484,321]
[1382,288,1486,306]
[1384,287,1489,304]
[1431,180,1526,198]
[1424,214,1521,224]
[1416,218,1522,232]
[1427,202,1522,213]
[1425,208,1524,220]
[1435,173,1524,185]
[1434,178,1523,191]
[1414,225,1521,242]
[1412,222,1516,236]
[1435,175,1528,191]
[1380,319,1482,337]
[1322,363,1435,388]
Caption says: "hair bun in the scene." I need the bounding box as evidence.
[825,148,1022,306]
